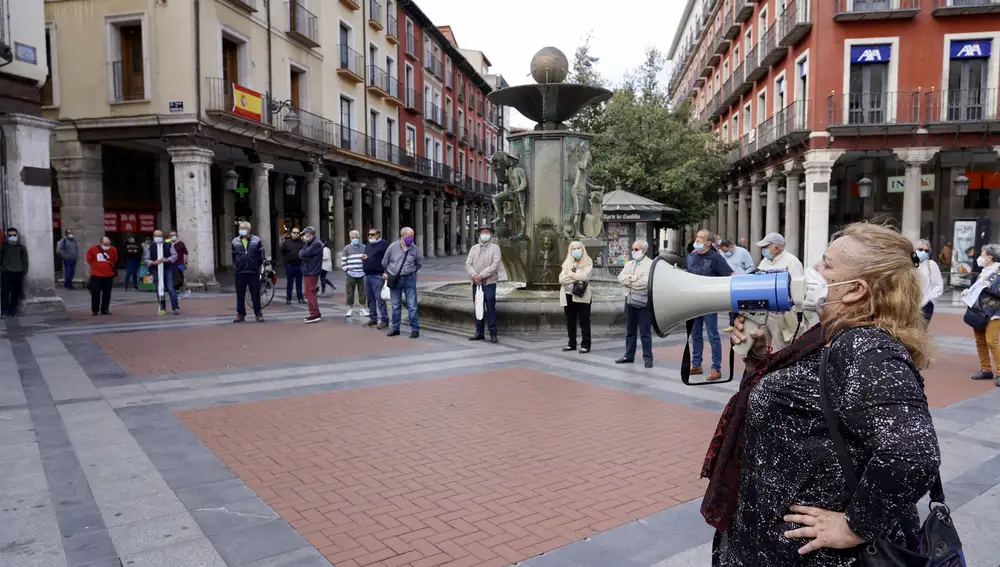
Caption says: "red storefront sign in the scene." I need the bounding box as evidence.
[53,212,61,229]
[139,213,156,232]
[119,212,138,233]
[104,212,118,232]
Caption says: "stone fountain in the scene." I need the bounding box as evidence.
[418,47,625,334]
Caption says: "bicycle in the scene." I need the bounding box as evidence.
[246,258,277,311]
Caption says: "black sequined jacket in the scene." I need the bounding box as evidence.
[715,326,941,566]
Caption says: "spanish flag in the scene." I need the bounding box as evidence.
[232,83,263,122]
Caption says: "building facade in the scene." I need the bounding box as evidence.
[40,0,502,290]
[1,0,61,311]
[667,0,1000,268]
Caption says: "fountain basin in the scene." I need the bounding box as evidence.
[418,280,628,335]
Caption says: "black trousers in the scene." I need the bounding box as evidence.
[564,295,592,349]
[88,276,114,314]
[1,271,25,315]
[624,302,653,363]
[923,301,934,322]
[235,273,261,317]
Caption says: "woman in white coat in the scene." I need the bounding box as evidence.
[320,242,336,295]
[558,241,593,353]
[916,239,943,321]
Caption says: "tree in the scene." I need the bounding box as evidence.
[566,33,606,133]
[590,52,733,227]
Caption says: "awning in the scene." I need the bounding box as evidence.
[601,189,677,222]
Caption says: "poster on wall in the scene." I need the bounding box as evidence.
[119,212,138,233]
[139,213,156,232]
[951,217,991,288]
[104,212,118,232]
[605,222,633,272]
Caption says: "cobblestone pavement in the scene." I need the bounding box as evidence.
[2,256,999,567]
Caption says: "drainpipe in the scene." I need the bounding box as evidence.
[194,0,202,119]
[362,0,369,140]
[267,0,273,107]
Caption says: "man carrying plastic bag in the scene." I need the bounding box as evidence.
[465,225,505,343]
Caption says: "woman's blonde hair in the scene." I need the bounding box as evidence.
[826,222,933,368]
[562,241,593,270]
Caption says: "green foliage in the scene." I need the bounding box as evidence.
[566,33,606,134]
[577,44,733,228]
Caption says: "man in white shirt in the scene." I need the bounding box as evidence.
[756,232,815,351]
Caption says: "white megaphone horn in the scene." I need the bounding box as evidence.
[646,257,807,357]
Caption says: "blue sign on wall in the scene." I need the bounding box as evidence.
[951,39,992,59]
[850,45,891,64]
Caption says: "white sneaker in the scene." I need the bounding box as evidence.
[184,290,191,298]
[361,308,370,317]
[345,308,353,317]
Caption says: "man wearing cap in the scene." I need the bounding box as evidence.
[299,226,324,323]
[465,225,504,343]
[756,232,812,350]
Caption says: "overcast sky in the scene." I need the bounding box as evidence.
[413,0,685,129]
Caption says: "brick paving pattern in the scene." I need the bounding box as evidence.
[178,368,720,567]
[95,320,426,377]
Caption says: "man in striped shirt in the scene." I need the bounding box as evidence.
[342,230,369,317]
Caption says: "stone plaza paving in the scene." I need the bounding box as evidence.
[2,257,999,567]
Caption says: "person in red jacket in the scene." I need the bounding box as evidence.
[86,237,118,316]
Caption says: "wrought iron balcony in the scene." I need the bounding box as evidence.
[222,0,257,13]
[405,32,417,59]
[337,45,364,83]
[723,7,740,40]
[110,60,147,102]
[404,88,422,114]
[828,91,922,134]
[777,0,812,47]
[923,88,1000,131]
[338,124,366,154]
[759,25,788,68]
[701,51,714,78]
[285,1,319,47]
[735,0,755,22]
[271,105,336,147]
[424,51,442,78]
[425,103,443,126]
[933,0,1000,14]
[834,0,920,21]
[386,13,398,43]
[744,44,765,84]
[366,65,396,99]
[368,0,383,30]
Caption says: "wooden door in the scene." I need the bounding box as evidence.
[119,25,144,100]
[290,71,301,109]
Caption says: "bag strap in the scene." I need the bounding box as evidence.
[396,247,411,275]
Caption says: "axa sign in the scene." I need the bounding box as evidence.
[850,45,891,64]
[951,39,992,60]
[858,49,883,62]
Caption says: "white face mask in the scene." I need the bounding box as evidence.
[802,267,861,314]
[153,237,164,244]
[101,244,110,251]
[977,256,988,268]
[632,250,645,261]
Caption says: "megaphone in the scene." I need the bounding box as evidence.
[647,256,806,356]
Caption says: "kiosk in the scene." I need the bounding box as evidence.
[600,189,676,275]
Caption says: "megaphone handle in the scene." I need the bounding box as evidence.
[732,313,766,357]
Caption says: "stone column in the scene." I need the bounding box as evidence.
[251,163,273,257]
[726,184,737,243]
[350,182,364,236]
[414,194,425,254]
[389,188,400,240]
[156,155,172,231]
[765,169,781,236]
[449,199,458,255]
[2,114,62,311]
[220,189,235,268]
[783,162,802,259]
[424,194,436,259]
[750,176,764,263]
[371,178,386,234]
[737,181,750,250]
[435,196,446,256]
[896,147,941,245]
[167,145,218,289]
[716,189,727,241]
[51,134,103,282]
[458,202,468,251]
[305,166,322,231]
[331,177,346,268]
[802,149,843,268]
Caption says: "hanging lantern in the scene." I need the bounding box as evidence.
[383,195,391,208]
[283,109,300,130]
[954,174,970,197]
[798,180,806,201]
[857,177,873,199]
[344,188,353,201]
[777,186,786,205]
[403,198,411,210]
[284,176,297,196]
[224,169,239,193]
[321,182,332,200]
[363,191,372,206]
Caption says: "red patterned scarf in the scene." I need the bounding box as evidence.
[699,323,827,531]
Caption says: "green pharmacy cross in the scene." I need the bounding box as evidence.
[235,183,250,199]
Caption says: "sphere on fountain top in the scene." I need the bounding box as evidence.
[529,46,569,84]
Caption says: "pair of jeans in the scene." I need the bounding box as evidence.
[564,295,592,350]
[0,271,24,315]
[473,283,498,336]
[624,302,653,363]
[63,259,76,289]
[346,275,366,306]
[89,276,114,314]
[235,272,261,317]
[974,319,1000,372]
[285,265,303,301]
[365,274,389,324]
[922,301,934,322]
[691,313,722,371]
[123,258,140,290]
[153,267,180,312]
[303,275,320,317]
[320,270,335,293]
[389,274,418,332]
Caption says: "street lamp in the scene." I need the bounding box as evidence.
[270,98,299,130]
[363,191,372,206]
[403,198,411,210]
[798,180,806,201]
[857,177,873,199]
[224,169,239,193]
[284,176,297,196]
[321,182,332,200]
[383,195,391,208]
[777,186,786,204]
[954,174,970,197]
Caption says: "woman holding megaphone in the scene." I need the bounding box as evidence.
[701,223,950,566]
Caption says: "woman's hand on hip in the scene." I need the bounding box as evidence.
[783,505,864,554]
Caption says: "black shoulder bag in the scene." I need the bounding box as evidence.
[386,247,411,290]
[818,347,966,567]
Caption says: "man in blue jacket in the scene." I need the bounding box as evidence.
[362,228,390,328]
[299,226,324,324]
[232,221,266,323]
[686,229,733,381]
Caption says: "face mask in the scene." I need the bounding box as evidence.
[238,230,248,237]
[632,250,645,261]
[369,237,377,243]
[723,250,733,258]
[7,236,16,243]
[693,242,705,251]
[128,238,135,244]
[304,235,313,243]
[571,249,583,259]
[802,267,861,314]
[977,256,988,268]
[403,236,414,246]
[101,244,110,251]
[67,234,74,239]
[171,236,179,243]
[154,237,164,244]
[916,250,930,262]
[480,234,491,243]
[351,238,360,246]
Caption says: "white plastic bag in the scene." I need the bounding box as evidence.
[380,281,391,301]
[474,285,484,321]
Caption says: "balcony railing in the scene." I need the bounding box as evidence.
[272,105,336,147]
[933,0,1000,14]
[405,32,417,58]
[828,91,922,131]
[367,65,398,98]
[473,134,481,151]
[424,51,442,78]
[759,25,788,68]
[464,176,474,191]
[446,115,456,136]
[285,1,320,47]
[110,60,147,102]
[735,0,754,22]
[403,151,432,175]
[205,77,241,116]
[723,7,740,40]
[386,13,397,42]
[458,89,466,104]
[368,0,383,30]
[731,62,747,98]
[745,44,765,84]
[924,88,1000,127]
[223,0,258,12]
[338,124,366,154]
[425,103,442,125]
[338,44,364,81]
[458,126,468,145]
[476,99,484,116]
[834,0,920,20]
[777,0,812,47]
[445,69,453,90]
[404,88,423,114]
